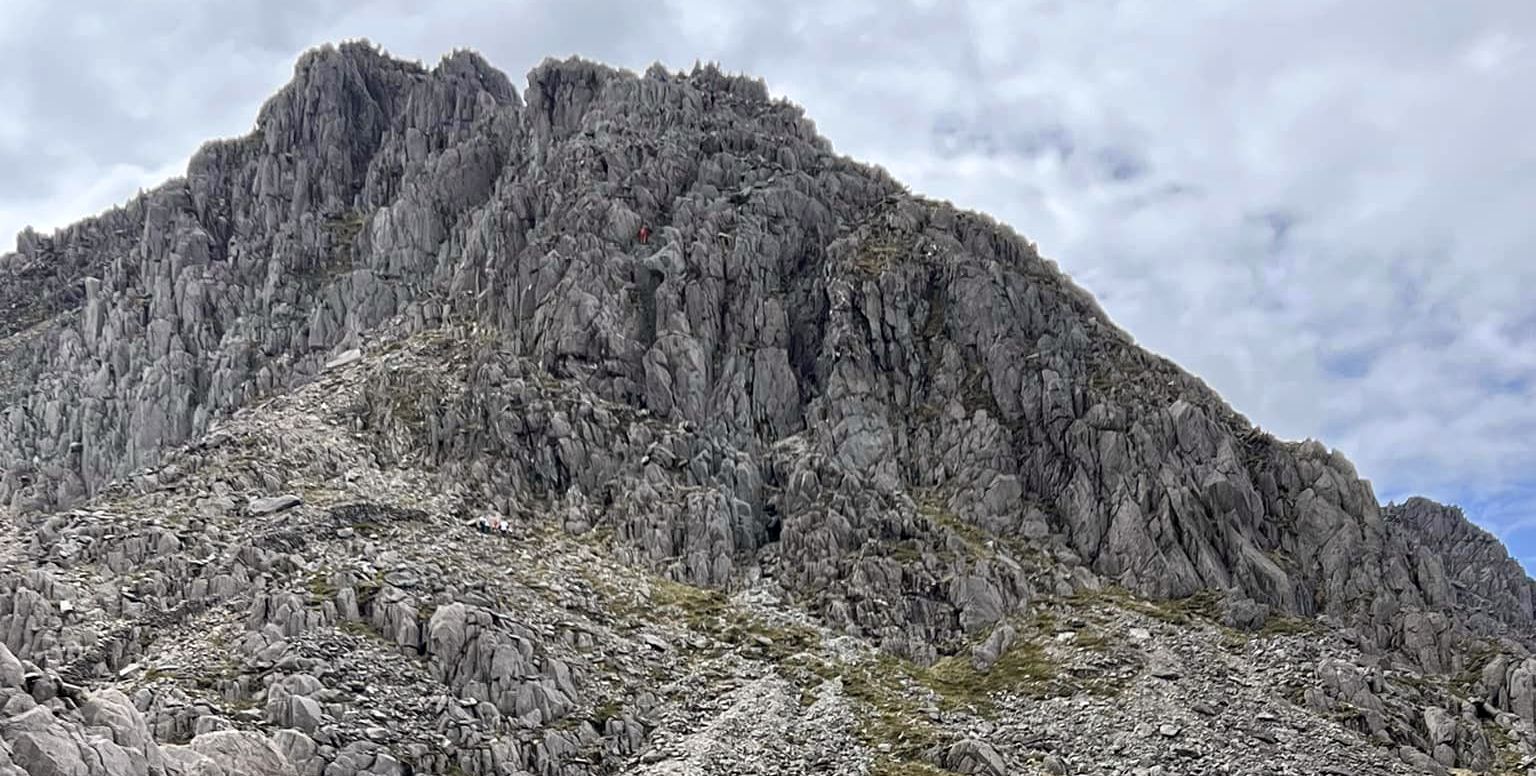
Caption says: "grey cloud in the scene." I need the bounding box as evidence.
[0,0,352,203]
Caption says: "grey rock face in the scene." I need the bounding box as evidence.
[1386,497,1536,632]
[0,42,516,514]
[2,39,1536,776]
[1,39,1508,677]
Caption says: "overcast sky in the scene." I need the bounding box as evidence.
[3,0,1535,563]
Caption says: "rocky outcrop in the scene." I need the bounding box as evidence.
[0,42,517,512]
[3,40,1536,775]
[4,42,1501,672]
[0,640,292,776]
[1387,497,1536,633]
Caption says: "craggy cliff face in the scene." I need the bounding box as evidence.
[1,42,1534,776]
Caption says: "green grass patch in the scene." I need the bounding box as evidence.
[643,578,1126,775]
[1485,722,1524,775]
[912,489,1044,567]
[590,699,624,727]
[887,540,924,564]
[1073,630,1110,651]
[651,579,732,631]
[1072,585,1221,626]
[649,577,957,773]
[649,579,821,662]
[916,494,987,557]
[575,525,616,548]
[1258,614,1319,638]
[802,654,953,775]
[306,574,337,601]
[922,642,1056,713]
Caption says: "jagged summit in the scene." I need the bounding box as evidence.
[1387,497,1536,631]
[1,41,1534,775]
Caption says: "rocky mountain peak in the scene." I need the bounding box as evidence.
[1,41,1534,775]
[1387,496,1536,631]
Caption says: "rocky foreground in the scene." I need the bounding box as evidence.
[2,41,1536,775]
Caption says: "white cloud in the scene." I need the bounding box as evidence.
[2,0,1535,550]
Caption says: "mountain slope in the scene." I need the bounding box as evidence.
[1,41,1534,775]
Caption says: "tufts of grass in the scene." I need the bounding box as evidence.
[800,653,952,775]
[340,620,381,641]
[590,699,624,727]
[648,578,957,773]
[887,540,924,564]
[1072,585,1222,627]
[922,642,1056,714]
[854,234,906,277]
[911,490,1044,568]
[574,525,616,548]
[644,578,1137,775]
[915,612,1120,713]
[1072,630,1110,651]
[648,579,821,662]
[1484,721,1524,775]
[1150,589,1223,625]
[916,494,987,557]
[650,579,731,632]
[1257,614,1319,638]
[306,574,337,602]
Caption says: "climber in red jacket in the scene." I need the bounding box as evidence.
[638,224,651,244]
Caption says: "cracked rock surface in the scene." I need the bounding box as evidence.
[2,41,1536,774]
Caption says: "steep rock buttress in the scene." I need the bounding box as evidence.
[1,41,1531,693]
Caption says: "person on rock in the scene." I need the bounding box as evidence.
[638,224,651,244]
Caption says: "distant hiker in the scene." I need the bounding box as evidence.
[476,515,490,534]
[498,518,512,537]
[637,225,651,244]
